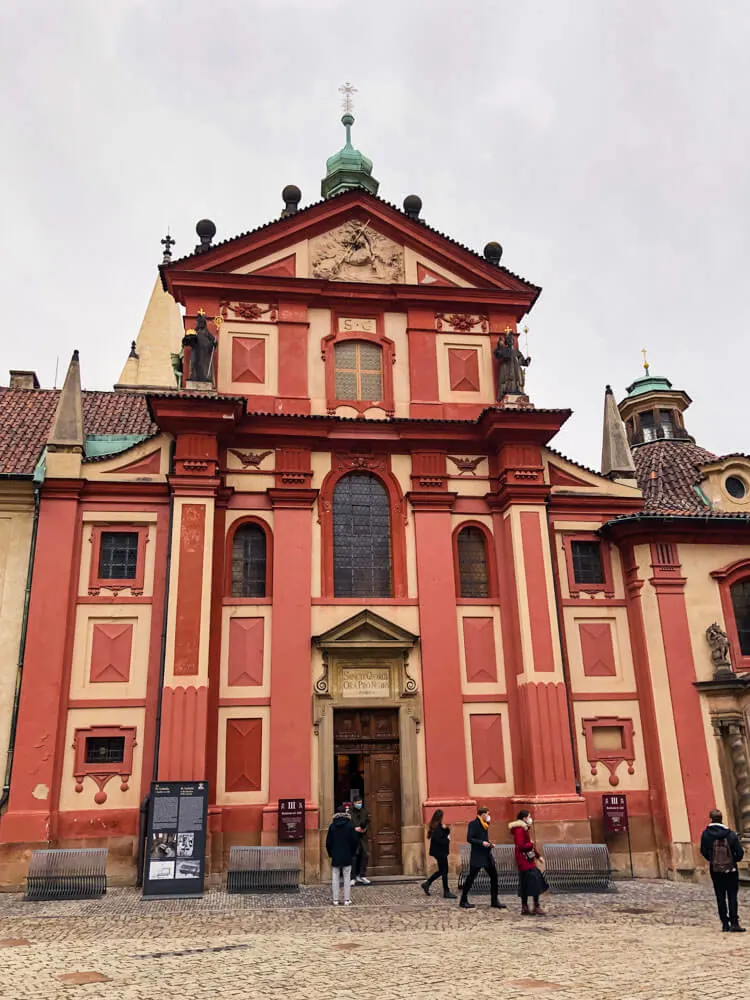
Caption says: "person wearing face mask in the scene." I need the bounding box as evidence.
[458,806,507,910]
[509,810,549,915]
[350,796,371,885]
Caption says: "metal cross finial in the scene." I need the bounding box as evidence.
[641,348,649,375]
[339,81,357,114]
[161,231,175,264]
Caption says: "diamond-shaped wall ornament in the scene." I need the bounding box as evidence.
[448,348,480,392]
[231,337,266,384]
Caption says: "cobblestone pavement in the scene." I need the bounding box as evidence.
[0,880,747,1000]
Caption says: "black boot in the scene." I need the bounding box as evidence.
[459,898,475,909]
[729,921,747,933]
[722,920,731,932]
[444,890,457,899]
[421,880,431,896]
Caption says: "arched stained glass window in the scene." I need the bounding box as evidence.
[333,473,392,597]
[231,523,267,598]
[457,526,489,598]
[730,578,750,656]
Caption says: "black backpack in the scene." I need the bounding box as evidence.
[711,837,735,874]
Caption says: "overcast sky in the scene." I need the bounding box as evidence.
[2,1,747,468]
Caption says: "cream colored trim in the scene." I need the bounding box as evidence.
[462,702,514,797]
[69,605,151,700]
[435,334,493,404]
[81,512,159,523]
[563,607,636,694]
[457,607,505,695]
[219,325,278,396]
[232,240,308,277]
[83,436,169,482]
[403,247,472,287]
[572,700,649,792]
[59,707,145,812]
[78,521,158,599]
[385,311,410,418]
[219,605,272,698]
[216,706,270,805]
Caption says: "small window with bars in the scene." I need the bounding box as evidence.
[98,531,139,580]
[85,736,125,765]
[570,540,605,585]
[231,523,267,598]
[456,526,490,598]
[334,341,383,401]
[730,579,750,657]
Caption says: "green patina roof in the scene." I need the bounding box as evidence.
[321,114,379,199]
[624,374,674,398]
[85,434,148,458]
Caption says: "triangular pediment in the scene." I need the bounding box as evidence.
[162,190,540,301]
[313,609,418,648]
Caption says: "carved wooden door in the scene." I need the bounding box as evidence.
[366,749,402,875]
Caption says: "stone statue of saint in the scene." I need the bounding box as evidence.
[494,331,531,399]
[706,622,733,675]
[182,313,217,383]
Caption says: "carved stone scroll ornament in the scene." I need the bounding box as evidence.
[315,653,330,697]
[706,622,734,678]
[401,651,418,696]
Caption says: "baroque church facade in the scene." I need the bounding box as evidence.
[0,113,749,886]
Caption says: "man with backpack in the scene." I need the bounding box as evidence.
[700,808,745,932]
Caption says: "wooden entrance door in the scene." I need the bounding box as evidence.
[333,708,402,875]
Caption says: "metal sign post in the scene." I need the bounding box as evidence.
[602,793,633,878]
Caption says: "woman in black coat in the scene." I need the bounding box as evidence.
[421,809,457,899]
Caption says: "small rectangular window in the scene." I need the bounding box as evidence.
[640,411,656,442]
[98,531,139,580]
[85,736,125,765]
[571,540,605,585]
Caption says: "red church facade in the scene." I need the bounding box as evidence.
[1,149,749,887]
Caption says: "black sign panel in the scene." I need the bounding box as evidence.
[602,793,629,834]
[143,781,208,898]
[278,798,305,841]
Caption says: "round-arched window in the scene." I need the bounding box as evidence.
[332,473,392,597]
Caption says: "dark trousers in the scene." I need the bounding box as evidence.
[354,840,369,878]
[426,856,450,894]
[711,871,740,925]
[460,860,499,903]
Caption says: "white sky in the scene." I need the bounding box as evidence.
[2,1,748,468]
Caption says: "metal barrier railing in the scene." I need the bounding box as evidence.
[226,846,301,894]
[24,848,108,901]
[457,842,612,894]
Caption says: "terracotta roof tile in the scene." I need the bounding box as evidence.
[0,388,155,475]
[632,439,717,514]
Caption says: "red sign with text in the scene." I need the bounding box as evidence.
[602,793,629,834]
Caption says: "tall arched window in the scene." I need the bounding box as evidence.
[457,526,489,598]
[333,473,392,597]
[334,341,383,401]
[231,523,267,598]
[730,579,750,656]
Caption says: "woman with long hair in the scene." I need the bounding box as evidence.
[509,809,549,915]
[421,808,456,899]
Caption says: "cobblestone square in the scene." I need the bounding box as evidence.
[0,880,747,1000]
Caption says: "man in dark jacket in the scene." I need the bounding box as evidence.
[351,796,371,885]
[326,806,360,906]
[459,806,507,910]
[700,809,745,932]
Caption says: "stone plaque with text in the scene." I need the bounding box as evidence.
[340,667,391,699]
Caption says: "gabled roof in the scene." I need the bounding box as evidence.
[0,388,156,475]
[161,188,541,302]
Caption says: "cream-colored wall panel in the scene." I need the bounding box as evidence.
[563,606,636,694]
[232,240,309,276]
[69,605,151,700]
[219,325,278,396]
[220,605,272,698]
[384,311,410,418]
[308,308,330,415]
[216,706,270,805]
[78,518,158,598]
[435,333,494,404]
[457,607,505,695]
[462,702,514,797]
[403,247,472,287]
[573,701,649,792]
[59,707,145,812]
[451,512,493,531]
[310,604,420,636]
[83,435,169,482]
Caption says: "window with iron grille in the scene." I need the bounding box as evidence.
[85,736,125,765]
[98,531,139,580]
[333,473,392,597]
[730,579,750,656]
[231,523,267,598]
[334,341,383,401]
[571,540,605,585]
[457,526,489,598]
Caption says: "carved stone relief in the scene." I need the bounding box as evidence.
[310,222,404,283]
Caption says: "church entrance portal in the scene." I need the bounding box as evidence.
[333,708,402,875]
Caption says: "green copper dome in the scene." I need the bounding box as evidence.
[321,113,379,199]
[624,374,674,398]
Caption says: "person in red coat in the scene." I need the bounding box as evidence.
[509,810,549,915]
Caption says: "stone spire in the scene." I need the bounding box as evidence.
[321,83,379,199]
[601,384,636,480]
[115,277,185,391]
[48,350,83,453]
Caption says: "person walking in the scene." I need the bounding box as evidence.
[421,809,457,899]
[700,808,745,932]
[326,804,360,906]
[509,810,549,915]
[351,795,371,885]
[459,806,507,910]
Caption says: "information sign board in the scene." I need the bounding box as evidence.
[143,781,208,899]
[602,793,629,835]
[278,798,305,841]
